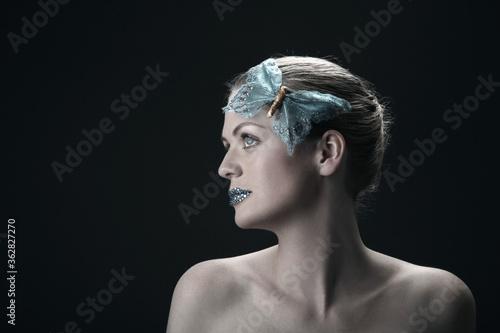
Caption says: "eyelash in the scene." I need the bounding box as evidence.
[222,133,260,151]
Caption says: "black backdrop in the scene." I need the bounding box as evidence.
[3,0,499,332]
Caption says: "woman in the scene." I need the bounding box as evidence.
[166,56,475,332]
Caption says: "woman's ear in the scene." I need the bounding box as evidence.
[317,130,346,176]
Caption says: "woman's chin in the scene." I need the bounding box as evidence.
[234,211,259,229]
[233,205,266,229]
[233,205,283,231]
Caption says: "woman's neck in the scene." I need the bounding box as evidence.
[269,194,370,315]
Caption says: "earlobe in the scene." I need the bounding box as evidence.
[318,130,345,176]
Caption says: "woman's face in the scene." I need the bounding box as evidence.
[219,101,321,230]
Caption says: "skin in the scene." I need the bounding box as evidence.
[167,94,476,332]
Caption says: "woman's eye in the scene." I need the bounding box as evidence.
[244,137,255,146]
[242,135,258,148]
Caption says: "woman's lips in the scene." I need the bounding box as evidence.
[228,188,252,206]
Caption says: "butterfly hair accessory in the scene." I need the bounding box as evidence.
[222,58,351,155]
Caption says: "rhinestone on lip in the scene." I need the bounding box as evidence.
[228,188,252,206]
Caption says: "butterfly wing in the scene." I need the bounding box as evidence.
[222,59,282,118]
[273,90,351,154]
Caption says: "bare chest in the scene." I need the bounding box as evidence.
[207,294,413,333]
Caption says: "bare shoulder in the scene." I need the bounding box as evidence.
[378,253,476,333]
[166,258,241,332]
[166,249,272,332]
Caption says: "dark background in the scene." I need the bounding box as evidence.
[3,0,498,332]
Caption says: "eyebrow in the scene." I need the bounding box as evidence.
[221,122,265,142]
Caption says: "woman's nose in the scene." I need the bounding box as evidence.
[218,150,242,180]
